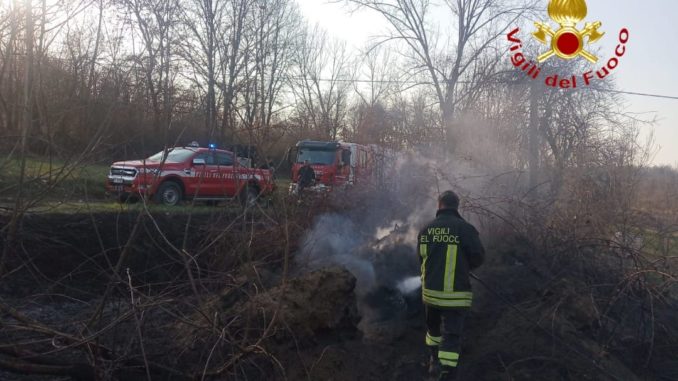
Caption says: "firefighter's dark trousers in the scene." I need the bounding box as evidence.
[425,306,467,373]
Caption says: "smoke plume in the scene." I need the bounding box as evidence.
[295,146,517,339]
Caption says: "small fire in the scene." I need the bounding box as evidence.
[374,220,404,241]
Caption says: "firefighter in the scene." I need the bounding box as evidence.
[259,157,276,179]
[418,190,485,381]
[259,156,274,170]
[297,159,316,196]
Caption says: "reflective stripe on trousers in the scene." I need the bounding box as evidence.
[425,306,467,370]
[438,350,459,367]
[426,332,442,346]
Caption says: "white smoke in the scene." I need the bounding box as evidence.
[296,213,377,293]
[295,147,523,341]
[374,220,405,241]
[297,148,516,295]
[396,276,422,294]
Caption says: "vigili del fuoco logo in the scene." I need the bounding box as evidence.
[507,0,629,89]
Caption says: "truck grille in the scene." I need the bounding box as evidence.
[110,167,137,177]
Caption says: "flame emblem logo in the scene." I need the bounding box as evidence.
[532,0,604,63]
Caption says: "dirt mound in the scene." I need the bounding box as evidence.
[170,267,361,378]
[239,266,360,339]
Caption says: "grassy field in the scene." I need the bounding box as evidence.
[22,200,234,214]
[0,156,292,214]
[0,156,110,201]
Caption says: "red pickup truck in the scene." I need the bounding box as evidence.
[106,146,275,206]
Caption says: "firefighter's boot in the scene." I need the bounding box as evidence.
[428,347,441,378]
[438,367,458,381]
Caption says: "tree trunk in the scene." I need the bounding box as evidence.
[528,82,540,191]
[1,0,35,274]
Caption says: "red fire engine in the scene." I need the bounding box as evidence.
[106,145,275,206]
[288,140,385,194]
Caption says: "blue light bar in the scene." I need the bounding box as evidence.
[208,143,217,150]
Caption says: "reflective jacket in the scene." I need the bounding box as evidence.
[417,208,485,308]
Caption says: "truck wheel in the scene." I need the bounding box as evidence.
[155,182,182,206]
[240,186,259,208]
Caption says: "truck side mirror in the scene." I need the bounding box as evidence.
[192,158,206,166]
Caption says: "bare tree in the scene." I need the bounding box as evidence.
[0,0,20,135]
[0,0,34,274]
[119,0,180,140]
[218,0,249,144]
[179,0,224,140]
[341,0,532,147]
[236,0,299,150]
[290,25,351,140]
[354,45,395,107]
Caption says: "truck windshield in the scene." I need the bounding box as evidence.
[146,148,195,163]
[297,149,336,165]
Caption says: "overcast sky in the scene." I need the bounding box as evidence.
[296,0,678,166]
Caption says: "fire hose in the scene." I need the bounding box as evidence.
[468,271,622,381]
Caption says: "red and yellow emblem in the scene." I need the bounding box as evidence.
[532,0,604,63]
